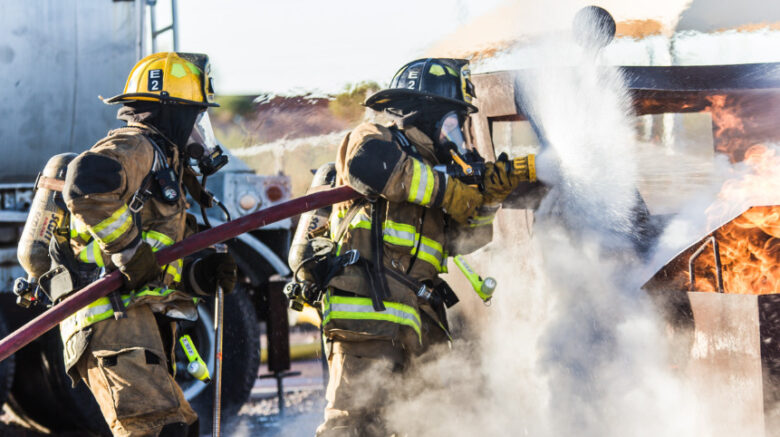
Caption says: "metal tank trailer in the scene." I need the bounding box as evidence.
[462,48,780,436]
[0,1,295,434]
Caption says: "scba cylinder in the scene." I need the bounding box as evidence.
[17,153,77,281]
[288,162,336,281]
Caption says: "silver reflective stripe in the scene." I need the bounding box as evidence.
[324,303,420,327]
[144,236,169,251]
[91,207,132,243]
[418,241,443,263]
[413,161,429,204]
[383,227,415,246]
[85,241,100,264]
[350,213,371,228]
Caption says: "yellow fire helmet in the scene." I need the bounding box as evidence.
[103,52,219,107]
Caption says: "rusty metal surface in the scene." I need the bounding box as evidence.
[473,62,780,123]
[472,72,518,118]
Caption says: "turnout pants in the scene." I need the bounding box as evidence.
[74,304,198,437]
[316,308,450,437]
[316,340,404,437]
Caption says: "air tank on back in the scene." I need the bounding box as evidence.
[17,153,76,282]
[288,162,337,282]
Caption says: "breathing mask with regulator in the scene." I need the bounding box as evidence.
[188,111,229,177]
[184,110,231,227]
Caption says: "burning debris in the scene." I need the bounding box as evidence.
[649,143,780,295]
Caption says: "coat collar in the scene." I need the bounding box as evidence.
[390,123,439,164]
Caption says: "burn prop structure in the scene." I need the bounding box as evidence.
[471,57,780,434]
[0,185,362,363]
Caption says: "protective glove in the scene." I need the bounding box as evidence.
[440,178,484,224]
[116,242,160,291]
[190,252,237,295]
[482,153,536,205]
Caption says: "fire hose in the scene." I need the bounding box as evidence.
[0,185,362,363]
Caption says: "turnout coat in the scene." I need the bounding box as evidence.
[324,121,496,352]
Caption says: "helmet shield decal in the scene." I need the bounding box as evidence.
[391,61,425,90]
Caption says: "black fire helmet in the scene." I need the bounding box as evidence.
[365,58,478,114]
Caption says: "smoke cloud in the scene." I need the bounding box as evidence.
[381,11,732,437]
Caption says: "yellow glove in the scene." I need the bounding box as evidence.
[483,153,536,204]
[441,178,484,224]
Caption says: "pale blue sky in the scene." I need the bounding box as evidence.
[175,0,504,95]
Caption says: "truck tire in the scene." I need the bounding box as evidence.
[6,287,260,435]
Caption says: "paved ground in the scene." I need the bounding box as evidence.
[228,359,327,437]
[0,358,328,437]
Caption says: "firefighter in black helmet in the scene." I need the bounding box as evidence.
[314,58,535,436]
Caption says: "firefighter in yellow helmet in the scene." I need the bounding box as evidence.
[315,58,536,436]
[59,52,236,436]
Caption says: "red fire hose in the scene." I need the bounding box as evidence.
[0,185,361,363]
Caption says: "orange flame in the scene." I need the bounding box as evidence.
[688,146,780,294]
[706,94,780,163]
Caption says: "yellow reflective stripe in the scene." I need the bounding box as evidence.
[164,259,183,283]
[408,159,422,203]
[322,294,421,343]
[469,213,496,228]
[77,247,89,263]
[60,294,132,342]
[141,230,182,282]
[421,163,434,206]
[143,230,175,250]
[60,286,177,342]
[102,216,133,245]
[334,213,446,272]
[382,220,416,247]
[135,286,175,298]
[93,242,104,266]
[90,205,133,245]
[407,159,435,206]
[70,215,92,242]
[349,213,371,231]
[411,235,444,271]
[77,240,105,267]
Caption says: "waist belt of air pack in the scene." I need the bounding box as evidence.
[358,258,459,310]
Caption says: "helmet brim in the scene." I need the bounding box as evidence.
[364,89,478,114]
[102,93,219,107]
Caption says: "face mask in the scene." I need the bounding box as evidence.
[435,110,469,157]
[188,111,228,176]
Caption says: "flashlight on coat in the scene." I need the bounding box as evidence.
[453,255,497,303]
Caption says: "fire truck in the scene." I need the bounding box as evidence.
[0,1,294,433]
